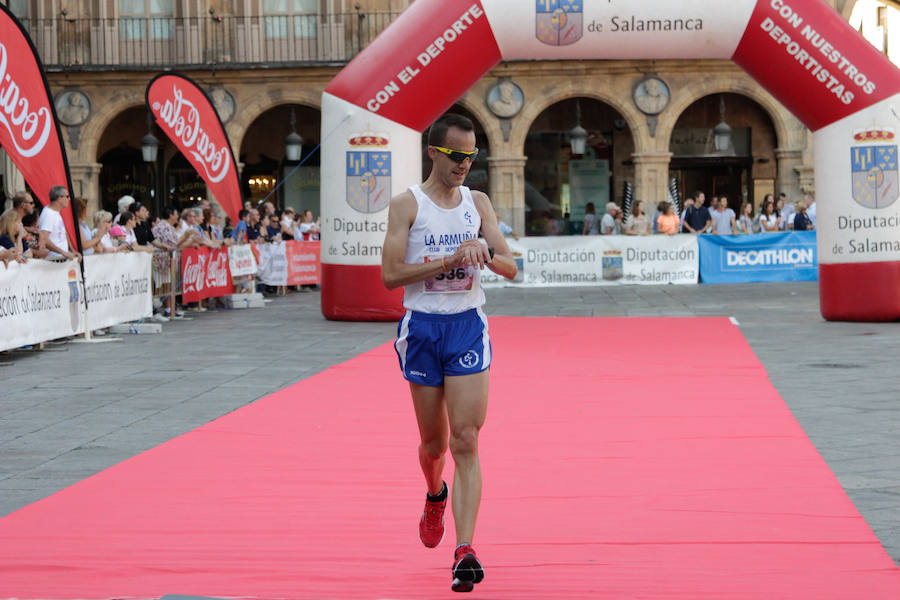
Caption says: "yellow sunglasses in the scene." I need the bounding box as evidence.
[430,145,479,163]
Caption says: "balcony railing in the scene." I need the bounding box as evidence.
[21,12,402,70]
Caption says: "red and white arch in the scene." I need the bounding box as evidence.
[321,0,900,322]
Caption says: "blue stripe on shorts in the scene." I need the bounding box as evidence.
[394,308,491,387]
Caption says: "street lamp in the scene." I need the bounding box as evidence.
[712,95,734,155]
[285,107,303,162]
[141,112,159,163]
[569,100,588,156]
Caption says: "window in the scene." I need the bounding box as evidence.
[264,0,318,39]
[8,0,27,19]
[120,0,174,40]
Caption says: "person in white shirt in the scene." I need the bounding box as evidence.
[777,193,795,231]
[804,193,816,228]
[600,202,618,235]
[38,186,79,260]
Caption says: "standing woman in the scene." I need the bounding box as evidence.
[760,200,781,232]
[582,202,599,235]
[736,201,754,234]
[73,197,107,255]
[655,201,680,235]
[625,200,650,235]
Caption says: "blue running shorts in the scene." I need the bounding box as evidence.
[394,308,492,387]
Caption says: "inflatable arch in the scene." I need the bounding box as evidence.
[320,0,900,322]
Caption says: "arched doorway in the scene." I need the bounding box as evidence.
[524,97,634,236]
[669,93,778,213]
[421,104,490,194]
[97,106,153,214]
[239,104,321,214]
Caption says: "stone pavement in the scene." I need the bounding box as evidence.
[1,282,899,566]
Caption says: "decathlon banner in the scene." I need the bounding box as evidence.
[0,4,78,247]
[83,253,152,330]
[146,74,242,224]
[697,231,818,284]
[481,235,698,288]
[0,259,84,352]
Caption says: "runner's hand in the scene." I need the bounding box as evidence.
[451,239,491,270]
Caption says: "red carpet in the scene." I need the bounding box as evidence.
[1,317,899,599]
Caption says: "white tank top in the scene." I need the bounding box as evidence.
[403,184,485,314]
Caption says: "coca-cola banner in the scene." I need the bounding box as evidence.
[146,74,242,224]
[181,246,234,303]
[0,4,77,246]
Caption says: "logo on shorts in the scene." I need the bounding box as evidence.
[459,351,479,369]
[410,369,427,378]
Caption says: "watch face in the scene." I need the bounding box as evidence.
[486,79,524,118]
[633,77,670,115]
[207,87,236,123]
[55,90,91,127]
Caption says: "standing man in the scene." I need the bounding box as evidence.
[804,193,816,229]
[711,196,737,235]
[381,113,517,593]
[683,190,711,234]
[38,186,80,261]
[600,201,618,235]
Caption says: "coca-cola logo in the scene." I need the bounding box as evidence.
[205,249,230,288]
[182,253,207,293]
[153,84,230,183]
[0,42,53,158]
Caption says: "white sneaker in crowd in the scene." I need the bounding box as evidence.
[151,313,169,323]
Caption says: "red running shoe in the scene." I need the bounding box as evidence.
[451,544,484,593]
[419,482,447,548]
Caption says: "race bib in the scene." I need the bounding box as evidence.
[423,255,474,293]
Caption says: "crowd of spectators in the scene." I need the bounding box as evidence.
[575,190,817,237]
[2,188,322,325]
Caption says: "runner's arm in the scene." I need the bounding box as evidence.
[473,192,517,280]
[381,192,446,290]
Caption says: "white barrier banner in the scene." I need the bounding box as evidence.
[228,244,257,276]
[84,253,152,330]
[481,235,699,288]
[255,242,288,285]
[0,259,84,352]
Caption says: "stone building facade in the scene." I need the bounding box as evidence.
[1,0,862,234]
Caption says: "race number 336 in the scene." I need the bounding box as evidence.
[423,256,473,293]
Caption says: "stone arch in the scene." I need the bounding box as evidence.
[229,86,322,154]
[658,79,793,154]
[513,87,645,156]
[79,92,146,164]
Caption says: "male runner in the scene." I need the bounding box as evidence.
[381,113,517,592]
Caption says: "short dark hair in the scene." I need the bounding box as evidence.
[22,212,38,227]
[238,209,249,220]
[161,206,178,220]
[428,113,474,147]
[119,210,135,224]
[12,191,31,208]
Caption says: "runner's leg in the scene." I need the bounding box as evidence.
[443,371,489,545]
[410,382,449,495]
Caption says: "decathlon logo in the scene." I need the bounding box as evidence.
[725,248,815,269]
[459,351,479,368]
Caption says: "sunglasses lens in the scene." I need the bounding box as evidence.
[450,149,477,163]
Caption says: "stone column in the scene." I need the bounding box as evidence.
[68,162,103,214]
[487,155,527,235]
[631,152,672,206]
[775,148,804,201]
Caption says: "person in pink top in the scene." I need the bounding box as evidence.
[656,201,680,235]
